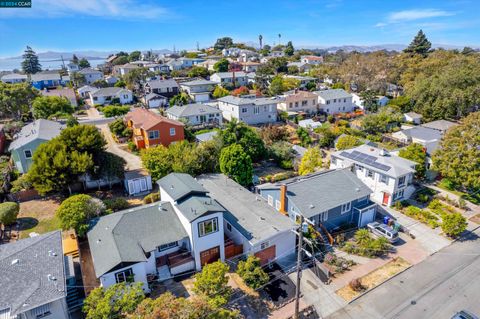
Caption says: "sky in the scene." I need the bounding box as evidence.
[0,0,479,57]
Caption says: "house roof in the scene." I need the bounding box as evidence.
[144,93,167,101]
[78,68,102,75]
[314,89,352,100]
[197,174,295,244]
[90,87,130,97]
[146,78,179,89]
[78,85,95,93]
[8,119,64,151]
[404,112,422,119]
[217,95,280,106]
[124,108,184,130]
[30,72,61,82]
[166,103,219,118]
[87,202,188,277]
[180,79,216,86]
[175,195,225,222]
[302,55,323,61]
[283,90,318,100]
[195,130,218,142]
[1,73,27,81]
[258,169,372,219]
[212,71,247,78]
[421,120,457,132]
[331,144,416,178]
[157,173,208,202]
[400,126,442,142]
[0,231,67,316]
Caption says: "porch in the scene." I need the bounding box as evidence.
[156,250,195,281]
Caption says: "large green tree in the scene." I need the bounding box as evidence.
[284,41,295,56]
[299,147,323,175]
[56,194,104,236]
[269,76,285,96]
[398,143,427,179]
[433,112,480,190]
[219,144,253,186]
[214,37,234,51]
[0,202,20,227]
[360,90,378,113]
[21,46,41,74]
[0,82,39,120]
[188,66,210,78]
[336,135,362,150]
[221,119,266,162]
[213,58,230,72]
[78,58,91,69]
[193,261,231,308]
[237,255,269,289]
[32,96,74,119]
[128,50,141,62]
[404,30,432,56]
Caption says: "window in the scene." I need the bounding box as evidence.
[148,130,159,139]
[267,195,273,206]
[32,304,51,318]
[344,99,346,102]
[226,222,232,232]
[302,100,308,106]
[169,128,176,136]
[393,189,404,200]
[242,107,248,113]
[254,106,260,114]
[341,202,351,214]
[342,106,345,111]
[24,149,32,159]
[289,102,293,109]
[333,99,336,103]
[158,241,178,252]
[275,200,281,210]
[321,211,329,222]
[198,218,219,237]
[295,102,299,108]
[380,174,388,184]
[115,268,133,283]
[366,170,374,178]
[260,241,270,250]
[326,100,330,105]
[398,176,406,187]
[331,157,337,165]
[355,164,364,172]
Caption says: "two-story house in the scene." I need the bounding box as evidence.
[210,72,248,87]
[314,89,354,114]
[166,103,222,127]
[217,95,279,125]
[180,79,216,102]
[89,87,133,105]
[78,68,103,84]
[277,90,318,114]
[124,107,184,149]
[87,173,295,292]
[257,169,376,231]
[9,119,64,173]
[330,145,417,206]
[144,79,179,98]
[0,231,70,319]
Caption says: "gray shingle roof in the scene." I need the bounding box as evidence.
[195,131,218,142]
[146,78,179,89]
[144,93,167,101]
[87,202,188,277]
[90,87,130,97]
[8,119,64,151]
[0,231,66,316]
[180,79,217,86]
[217,95,280,106]
[401,126,442,142]
[212,71,247,78]
[197,174,295,244]
[30,72,61,82]
[1,73,27,81]
[78,68,102,75]
[157,173,208,202]
[175,196,225,222]
[421,120,457,132]
[166,103,220,118]
[314,89,352,100]
[404,112,422,119]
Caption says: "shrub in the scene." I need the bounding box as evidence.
[441,213,467,238]
[103,198,129,212]
[457,198,467,210]
[0,202,20,225]
[102,105,130,117]
[349,278,364,292]
[56,194,105,236]
[143,192,160,204]
[127,141,137,152]
[237,255,270,289]
[416,193,430,203]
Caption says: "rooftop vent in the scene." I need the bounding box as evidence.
[48,250,57,257]
[11,259,19,265]
[379,149,389,156]
[259,217,266,221]
[47,274,57,281]
[309,204,315,209]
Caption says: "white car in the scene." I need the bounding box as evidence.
[366,222,399,244]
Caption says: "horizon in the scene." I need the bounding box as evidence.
[1,0,479,57]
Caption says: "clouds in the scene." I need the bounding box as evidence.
[0,0,169,19]
[376,8,456,27]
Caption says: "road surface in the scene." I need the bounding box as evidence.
[327,227,480,319]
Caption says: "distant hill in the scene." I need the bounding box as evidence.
[4,49,173,60]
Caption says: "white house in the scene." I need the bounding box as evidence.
[180,79,216,102]
[105,75,119,85]
[270,50,285,57]
[77,85,96,98]
[298,119,322,130]
[352,93,389,110]
[78,68,103,84]
[166,103,222,126]
[217,95,279,125]
[277,90,318,114]
[300,55,323,65]
[87,173,295,292]
[89,87,133,105]
[403,112,422,125]
[314,89,354,114]
[210,71,248,87]
[143,93,168,108]
[1,73,28,84]
[330,145,417,206]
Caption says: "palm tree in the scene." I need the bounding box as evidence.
[278,34,282,45]
[259,35,263,49]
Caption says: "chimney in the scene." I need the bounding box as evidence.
[280,184,287,214]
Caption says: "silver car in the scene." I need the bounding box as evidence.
[367,222,399,244]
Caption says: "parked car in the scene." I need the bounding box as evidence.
[451,310,479,319]
[367,222,399,243]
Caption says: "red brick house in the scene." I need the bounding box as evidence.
[124,108,184,149]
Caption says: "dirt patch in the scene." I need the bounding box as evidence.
[17,198,62,239]
[470,214,480,224]
[229,272,259,297]
[336,257,411,302]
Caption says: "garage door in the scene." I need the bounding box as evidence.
[254,245,276,266]
[359,208,376,227]
[200,246,220,266]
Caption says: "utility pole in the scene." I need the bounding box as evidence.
[295,216,306,319]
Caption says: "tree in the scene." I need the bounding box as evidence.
[170,92,191,106]
[288,65,299,75]
[77,58,91,69]
[0,82,39,120]
[433,112,480,190]
[221,119,266,161]
[387,96,413,113]
[0,202,19,226]
[399,143,427,179]
[83,282,144,319]
[124,67,151,90]
[59,124,106,157]
[141,145,173,181]
[21,46,41,74]
[462,46,476,55]
[32,96,74,119]
[101,105,130,117]
[231,86,249,96]
[213,58,230,72]
[282,77,301,91]
[114,79,126,88]
[212,85,229,99]
[360,90,378,113]
[361,106,403,134]
[193,261,231,308]
[269,141,294,169]
[109,118,130,137]
[187,66,209,78]
[441,213,467,238]
[299,147,323,175]
[57,194,105,236]
[336,135,362,150]
[214,37,234,51]
[112,56,129,66]
[71,54,79,65]
[94,152,126,188]
[284,41,294,56]
[269,76,285,95]
[128,50,141,62]
[260,125,288,145]
[219,144,253,186]
[404,30,432,56]
[296,127,312,147]
[267,57,288,74]
[237,255,269,289]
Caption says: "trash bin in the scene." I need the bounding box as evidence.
[383,216,390,225]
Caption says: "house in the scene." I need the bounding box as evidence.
[277,90,318,114]
[352,93,389,110]
[210,72,248,87]
[217,95,279,125]
[179,79,216,102]
[239,61,261,72]
[144,79,179,98]
[167,58,205,71]
[87,173,295,291]
[222,47,241,57]
[78,85,96,98]
[105,75,119,85]
[40,87,78,107]
[421,120,457,134]
[403,112,423,125]
[113,63,139,76]
[9,119,64,173]
[314,89,354,114]
[89,87,133,105]
[270,50,285,57]
[166,103,223,126]
[30,72,70,90]
[284,75,317,89]
[78,68,103,84]
[1,73,28,84]
[257,169,376,230]
[287,62,313,73]
[330,145,417,206]
[146,63,170,73]
[66,62,79,73]
[0,231,69,319]
[298,119,322,130]
[0,125,6,154]
[198,59,220,71]
[143,93,168,108]
[300,55,324,65]
[124,108,184,149]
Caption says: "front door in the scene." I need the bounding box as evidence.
[382,192,390,206]
[200,246,220,266]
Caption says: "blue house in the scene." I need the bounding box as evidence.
[31,72,70,90]
[256,168,377,231]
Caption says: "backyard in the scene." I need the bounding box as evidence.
[17,198,62,239]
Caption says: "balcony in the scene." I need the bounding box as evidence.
[156,250,195,280]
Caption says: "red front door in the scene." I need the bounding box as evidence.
[383,192,390,205]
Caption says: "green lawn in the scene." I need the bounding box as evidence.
[18,216,62,239]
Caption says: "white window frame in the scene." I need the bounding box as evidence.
[398,176,406,187]
[198,217,219,237]
[267,195,273,206]
[24,149,33,159]
[275,200,281,210]
[32,304,51,319]
[158,241,178,252]
[341,202,351,214]
[169,127,176,136]
[148,130,159,139]
[322,211,329,222]
[115,268,133,283]
[260,241,270,250]
[380,174,388,184]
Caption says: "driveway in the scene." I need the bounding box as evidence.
[98,124,142,171]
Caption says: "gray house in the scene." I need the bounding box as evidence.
[9,119,64,173]
[0,231,69,319]
[217,95,279,125]
[166,103,223,126]
[257,168,377,230]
